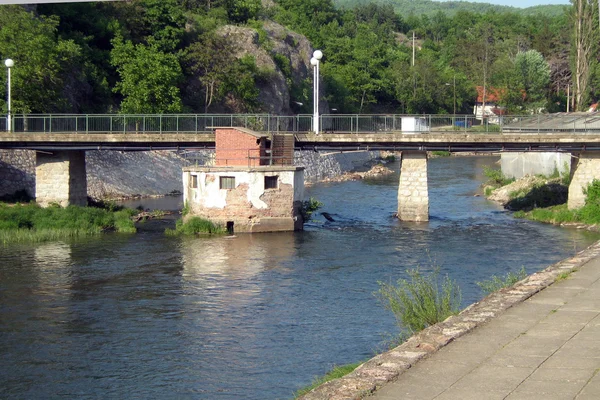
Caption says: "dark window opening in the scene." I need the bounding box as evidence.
[190,174,198,189]
[265,175,278,190]
[220,176,235,189]
[227,221,234,234]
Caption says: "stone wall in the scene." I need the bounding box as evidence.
[0,150,36,197]
[568,152,600,209]
[36,151,87,207]
[295,150,381,183]
[397,151,429,222]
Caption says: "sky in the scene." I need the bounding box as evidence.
[437,0,570,8]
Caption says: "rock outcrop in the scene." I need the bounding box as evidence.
[217,21,326,115]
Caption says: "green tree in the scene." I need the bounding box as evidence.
[513,50,550,111]
[183,33,235,112]
[0,6,83,113]
[111,35,183,113]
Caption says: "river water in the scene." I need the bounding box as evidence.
[1,156,598,399]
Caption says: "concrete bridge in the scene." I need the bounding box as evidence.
[2,113,600,221]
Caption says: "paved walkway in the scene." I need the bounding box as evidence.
[369,255,600,400]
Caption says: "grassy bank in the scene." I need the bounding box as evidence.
[165,216,226,235]
[514,179,600,226]
[294,362,363,398]
[0,202,137,244]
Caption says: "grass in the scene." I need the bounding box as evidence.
[0,202,137,244]
[430,151,451,157]
[293,362,362,398]
[476,266,528,295]
[165,216,226,236]
[483,166,515,188]
[512,178,600,225]
[377,267,462,335]
[555,270,575,282]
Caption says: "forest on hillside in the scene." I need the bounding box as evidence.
[334,0,567,17]
[0,0,597,116]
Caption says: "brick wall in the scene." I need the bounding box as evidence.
[215,128,267,167]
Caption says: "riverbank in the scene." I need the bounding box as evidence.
[484,170,600,230]
[298,239,600,399]
[0,202,138,244]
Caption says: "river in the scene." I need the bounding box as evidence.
[1,156,598,399]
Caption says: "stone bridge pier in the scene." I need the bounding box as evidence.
[568,151,600,210]
[397,151,429,222]
[36,150,87,207]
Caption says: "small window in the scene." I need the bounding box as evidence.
[265,175,278,190]
[189,174,198,189]
[220,176,235,189]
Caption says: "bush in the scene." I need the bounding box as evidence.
[377,267,462,335]
[301,197,323,222]
[165,217,226,235]
[476,266,528,295]
[483,166,514,187]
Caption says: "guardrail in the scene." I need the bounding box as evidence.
[2,113,600,134]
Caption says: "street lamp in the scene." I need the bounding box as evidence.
[5,58,13,132]
[445,75,456,115]
[310,50,323,135]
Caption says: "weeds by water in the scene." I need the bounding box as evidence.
[483,166,515,188]
[301,197,323,222]
[376,267,462,335]
[515,179,600,225]
[476,266,528,295]
[165,217,226,235]
[0,202,137,244]
[293,362,362,398]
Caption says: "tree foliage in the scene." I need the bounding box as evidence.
[0,0,592,115]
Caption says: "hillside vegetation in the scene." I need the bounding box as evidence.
[0,0,595,116]
[334,0,567,17]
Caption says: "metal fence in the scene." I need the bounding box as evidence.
[2,113,600,134]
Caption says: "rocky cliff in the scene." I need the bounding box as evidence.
[217,21,326,115]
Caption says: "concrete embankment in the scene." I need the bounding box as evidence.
[299,240,600,399]
[0,149,381,200]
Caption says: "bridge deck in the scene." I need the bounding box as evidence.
[2,131,600,152]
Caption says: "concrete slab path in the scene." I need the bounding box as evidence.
[368,253,600,400]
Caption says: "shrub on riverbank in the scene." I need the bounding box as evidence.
[0,203,137,244]
[165,217,226,235]
[476,267,528,295]
[514,179,600,225]
[514,179,600,226]
[377,268,462,335]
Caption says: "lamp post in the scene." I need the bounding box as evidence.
[445,76,456,115]
[310,50,323,135]
[5,58,13,132]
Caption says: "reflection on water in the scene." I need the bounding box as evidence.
[1,156,599,399]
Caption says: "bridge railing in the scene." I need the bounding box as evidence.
[4,113,600,134]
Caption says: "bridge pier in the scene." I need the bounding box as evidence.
[568,152,600,210]
[36,151,87,207]
[397,151,429,222]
